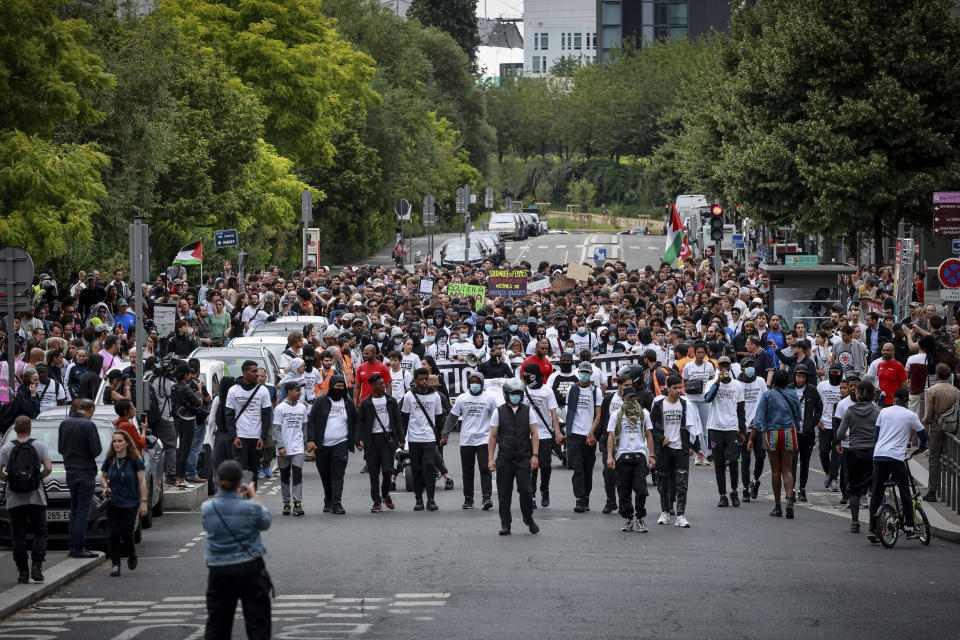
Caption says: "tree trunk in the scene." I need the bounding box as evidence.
[873,210,883,266]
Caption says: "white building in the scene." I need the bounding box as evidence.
[524,0,597,77]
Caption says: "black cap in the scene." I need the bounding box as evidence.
[559,351,574,362]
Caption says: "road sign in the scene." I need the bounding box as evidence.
[732,234,745,249]
[932,193,960,235]
[940,288,960,302]
[301,189,312,225]
[455,188,466,214]
[938,258,960,288]
[784,255,818,266]
[505,196,513,213]
[592,247,607,262]
[953,239,960,255]
[214,229,239,248]
[933,192,960,203]
[395,198,412,221]
[423,195,436,227]
[0,247,34,312]
[485,187,494,209]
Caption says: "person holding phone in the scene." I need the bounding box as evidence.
[202,460,272,640]
[100,430,147,576]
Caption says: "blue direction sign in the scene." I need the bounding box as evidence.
[214,229,239,248]
[733,234,745,249]
[952,239,960,255]
[593,247,607,262]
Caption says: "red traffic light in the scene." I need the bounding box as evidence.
[711,204,724,216]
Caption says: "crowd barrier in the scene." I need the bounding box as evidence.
[942,432,960,515]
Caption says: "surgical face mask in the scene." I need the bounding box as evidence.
[469,383,483,394]
[427,318,434,325]
[577,327,588,335]
[744,367,756,378]
[186,327,194,335]
[377,331,386,341]
[459,332,468,341]
[509,324,518,332]
[579,372,591,383]
[484,323,493,332]
[425,335,435,343]
[607,335,616,343]
[508,392,523,405]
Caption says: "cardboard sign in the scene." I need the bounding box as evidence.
[551,274,577,292]
[566,262,591,282]
[527,278,551,293]
[418,277,435,298]
[447,283,486,309]
[487,269,529,297]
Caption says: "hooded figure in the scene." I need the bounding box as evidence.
[77,353,104,401]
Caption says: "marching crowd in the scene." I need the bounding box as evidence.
[0,252,956,595]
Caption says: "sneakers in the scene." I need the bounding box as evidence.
[127,553,137,571]
[798,489,807,502]
[601,501,617,514]
[541,492,550,508]
[176,480,190,490]
[867,531,880,544]
[371,502,383,513]
[830,479,840,493]
[622,518,634,532]
[750,480,760,500]
[17,569,29,584]
[742,488,751,503]
[323,502,332,513]
[785,498,795,519]
[462,497,474,510]
[524,518,539,534]
[293,502,304,516]
[824,477,831,489]
[530,497,538,510]
[675,514,690,528]
[574,500,586,513]
[331,503,346,515]
[632,518,648,533]
[426,500,438,511]
[850,521,860,534]
[413,499,425,511]
[260,466,272,479]
[444,478,455,491]
[770,504,783,517]
[482,496,493,511]
[717,494,729,507]
[498,526,511,536]
[730,491,740,507]
[282,502,291,516]
[657,511,670,525]
[923,491,937,502]
[383,495,395,510]
[110,565,121,577]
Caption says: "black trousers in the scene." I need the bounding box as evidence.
[107,504,137,566]
[366,434,394,503]
[818,429,840,481]
[740,433,765,486]
[460,444,492,499]
[237,437,262,489]
[213,431,238,472]
[496,456,534,527]
[315,440,350,505]
[567,434,596,501]
[9,504,46,570]
[599,443,617,506]
[529,437,552,495]
[175,416,196,479]
[657,445,689,515]
[709,430,740,494]
[839,448,850,498]
[433,442,449,475]
[205,560,271,640]
[409,441,437,501]
[790,430,816,490]
[615,454,649,519]
[868,460,914,532]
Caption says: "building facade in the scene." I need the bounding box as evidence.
[524,0,597,77]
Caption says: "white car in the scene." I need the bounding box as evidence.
[227,336,289,366]
[250,315,328,337]
[95,359,228,409]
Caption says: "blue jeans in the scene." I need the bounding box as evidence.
[66,473,95,554]
[186,420,207,479]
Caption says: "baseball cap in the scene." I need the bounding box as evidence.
[718,355,732,365]
[117,298,129,306]
[559,351,574,362]
[283,380,304,392]
[578,362,594,374]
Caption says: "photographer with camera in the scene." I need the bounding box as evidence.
[145,355,177,486]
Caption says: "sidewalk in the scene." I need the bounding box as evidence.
[0,550,104,619]
[908,452,960,543]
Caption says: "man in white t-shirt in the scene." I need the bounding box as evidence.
[737,357,768,503]
[650,374,701,528]
[442,371,499,510]
[272,381,308,516]
[357,374,402,512]
[306,375,357,515]
[606,387,655,533]
[682,342,716,465]
[565,362,603,513]
[225,361,274,489]
[400,368,445,511]
[816,365,844,492]
[520,363,562,509]
[35,364,66,412]
[703,356,746,508]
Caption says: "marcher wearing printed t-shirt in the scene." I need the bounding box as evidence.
[606,386,655,533]
[737,357,768,503]
[703,356,746,507]
[650,375,702,528]
[519,364,563,509]
[225,361,273,490]
[443,371,499,510]
[788,362,823,502]
[358,374,403,512]
[816,365,844,493]
[597,365,638,515]
[682,342,716,465]
[273,381,309,517]
[306,375,357,515]
[488,378,540,536]
[566,362,603,513]
[400,368,445,511]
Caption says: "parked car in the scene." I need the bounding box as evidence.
[470,234,502,264]
[95,359,227,410]
[529,213,549,234]
[488,213,525,241]
[250,315,328,337]
[471,231,506,263]
[0,409,165,546]
[518,213,539,237]
[440,240,490,268]
[226,336,289,366]
[189,347,281,386]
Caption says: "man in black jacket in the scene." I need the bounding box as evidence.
[788,362,823,502]
[478,345,513,379]
[57,399,102,558]
[306,375,357,514]
[488,378,539,535]
[357,374,403,512]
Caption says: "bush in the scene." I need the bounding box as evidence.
[566,178,596,210]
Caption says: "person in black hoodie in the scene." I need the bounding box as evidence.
[211,377,237,471]
[357,374,404,512]
[171,362,203,489]
[76,353,103,402]
[787,363,823,502]
[306,375,357,514]
[478,344,513,379]
[9,370,42,424]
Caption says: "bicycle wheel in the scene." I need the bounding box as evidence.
[878,504,899,548]
[914,504,932,546]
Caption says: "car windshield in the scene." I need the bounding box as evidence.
[490,214,515,224]
[1,420,113,465]
[193,351,265,377]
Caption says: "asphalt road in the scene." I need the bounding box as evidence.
[3,435,959,640]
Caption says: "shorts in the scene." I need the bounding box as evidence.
[763,428,797,452]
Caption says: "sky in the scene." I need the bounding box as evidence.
[476,0,525,77]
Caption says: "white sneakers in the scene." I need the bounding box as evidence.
[622,519,634,532]
[675,514,691,528]
[632,519,648,533]
[657,511,671,525]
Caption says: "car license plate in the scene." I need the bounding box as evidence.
[45,510,70,521]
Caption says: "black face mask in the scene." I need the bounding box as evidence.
[524,373,541,388]
[829,372,842,386]
[328,387,346,401]
[560,362,573,373]
[491,354,501,364]
[558,329,569,339]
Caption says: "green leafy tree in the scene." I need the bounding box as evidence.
[408,0,480,71]
[566,177,596,210]
[534,180,553,204]
[550,55,584,78]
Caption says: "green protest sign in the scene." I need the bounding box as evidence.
[448,283,486,310]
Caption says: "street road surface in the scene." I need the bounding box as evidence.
[3,434,958,639]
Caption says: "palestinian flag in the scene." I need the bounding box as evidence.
[172,240,202,266]
[663,202,685,265]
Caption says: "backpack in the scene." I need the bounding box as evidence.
[933,332,959,371]
[147,375,170,425]
[936,388,960,434]
[7,439,42,493]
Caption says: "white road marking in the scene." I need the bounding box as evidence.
[394,593,450,598]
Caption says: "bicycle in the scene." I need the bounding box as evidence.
[875,449,931,548]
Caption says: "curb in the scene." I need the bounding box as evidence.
[908,459,960,543]
[0,553,104,620]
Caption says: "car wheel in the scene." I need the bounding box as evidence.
[142,489,154,529]
[202,444,215,495]
[152,486,164,517]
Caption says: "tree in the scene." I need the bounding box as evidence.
[408,0,480,72]
[550,55,584,77]
[566,177,596,210]
[534,180,553,204]
[660,0,960,262]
